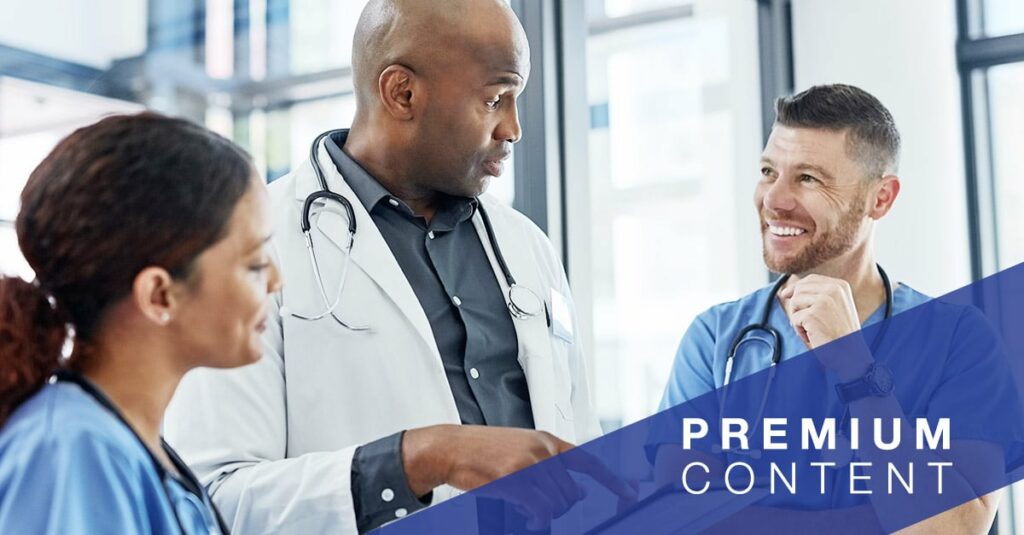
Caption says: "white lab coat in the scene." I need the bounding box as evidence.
[164,141,601,535]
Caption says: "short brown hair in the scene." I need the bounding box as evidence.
[775,84,901,178]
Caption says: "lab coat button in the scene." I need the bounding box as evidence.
[428,231,436,239]
[381,488,395,502]
[469,368,480,380]
[388,198,400,207]
[452,295,462,307]
[395,508,408,518]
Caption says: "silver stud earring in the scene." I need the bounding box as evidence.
[158,312,171,325]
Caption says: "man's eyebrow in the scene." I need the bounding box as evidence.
[759,158,836,182]
[486,74,523,87]
[797,163,836,182]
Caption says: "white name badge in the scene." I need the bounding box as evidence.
[549,288,575,344]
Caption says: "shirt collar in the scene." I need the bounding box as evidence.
[324,130,392,212]
[323,130,479,227]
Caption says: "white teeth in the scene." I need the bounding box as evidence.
[768,225,807,237]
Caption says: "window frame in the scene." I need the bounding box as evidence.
[956,2,1024,533]
[956,0,1024,281]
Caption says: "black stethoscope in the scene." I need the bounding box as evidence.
[54,371,230,535]
[287,129,545,328]
[715,264,893,458]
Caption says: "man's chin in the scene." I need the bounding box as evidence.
[763,251,811,275]
[459,176,490,198]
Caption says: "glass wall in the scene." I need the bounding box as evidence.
[578,0,764,429]
[960,0,1024,530]
[0,79,142,277]
[978,0,1024,38]
[988,63,1024,270]
[0,0,517,278]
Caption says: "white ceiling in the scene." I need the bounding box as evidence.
[0,76,142,138]
[0,0,146,69]
[0,77,144,220]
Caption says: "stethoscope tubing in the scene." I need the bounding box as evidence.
[716,265,894,458]
[296,129,543,325]
[724,265,893,385]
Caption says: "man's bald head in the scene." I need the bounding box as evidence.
[351,0,528,110]
[344,0,530,204]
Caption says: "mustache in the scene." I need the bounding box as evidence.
[484,143,513,163]
[760,210,813,226]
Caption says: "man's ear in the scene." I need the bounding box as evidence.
[131,266,177,326]
[378,64,422,121]
[869,175,901,220]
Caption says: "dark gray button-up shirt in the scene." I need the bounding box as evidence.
[325,131,534,533]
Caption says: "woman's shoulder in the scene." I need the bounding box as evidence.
[0,383,171,532]
[0,382,149,474]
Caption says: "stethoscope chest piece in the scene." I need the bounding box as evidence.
[507,284,543,320]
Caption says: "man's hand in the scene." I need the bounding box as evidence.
[778,274,861,350]
[402,425,636,529]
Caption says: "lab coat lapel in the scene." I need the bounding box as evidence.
[293,152,440,361]
[469,205,559,435]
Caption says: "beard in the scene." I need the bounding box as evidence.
[761,188,869,275]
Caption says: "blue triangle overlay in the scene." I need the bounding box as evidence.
[374,263,1024,534]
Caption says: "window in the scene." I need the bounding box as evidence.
[987,63,1024,269]
[578,0,764,429]
[591,0,695,19]
[289,0,370,75]
[957,0,1024,531]
[0,223,31,278]
[0,78,142,277]
[976,0,1024,38]
[0,1,520,277]
[957,0,1024,277]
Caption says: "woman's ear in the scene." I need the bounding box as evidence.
[131,267,177,326]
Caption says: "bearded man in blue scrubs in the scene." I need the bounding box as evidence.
[661,84,925,404]
[654,84,1023,533]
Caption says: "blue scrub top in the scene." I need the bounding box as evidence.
[655,280,1024,510]
[660,282,931,408]
[0,381,222,534]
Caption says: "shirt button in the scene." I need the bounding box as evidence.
[469,368,480,380]
[381,488,395,502]
[428,231,436,240]
[395,508,408,518]
[452,295,462,307]
[388,198,400,207]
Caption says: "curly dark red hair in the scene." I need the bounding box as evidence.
[0,278,66,425]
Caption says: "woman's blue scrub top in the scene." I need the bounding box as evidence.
[0,381,222,534]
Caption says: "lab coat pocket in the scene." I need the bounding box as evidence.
[549,338,576,424]
[518,345,575,434]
